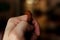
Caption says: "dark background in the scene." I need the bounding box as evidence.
[0,0,60,40]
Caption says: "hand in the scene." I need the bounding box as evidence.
[3,15,40,40]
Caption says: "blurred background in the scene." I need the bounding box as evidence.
[0,0,60,40]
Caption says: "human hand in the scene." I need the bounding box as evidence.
[3,14,40,40]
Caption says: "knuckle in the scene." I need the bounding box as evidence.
[7,17,16,25]
[8,17,14,22]
[7,17,20,25]
[8,17,17,23]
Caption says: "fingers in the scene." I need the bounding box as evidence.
[3,15,28,40]
[3,14,40,40]
[5,15,28,33]
[11,21,30,36]
[9,21,29,40]
[3,17,21,40]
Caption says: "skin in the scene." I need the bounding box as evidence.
[3,15,40,40]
